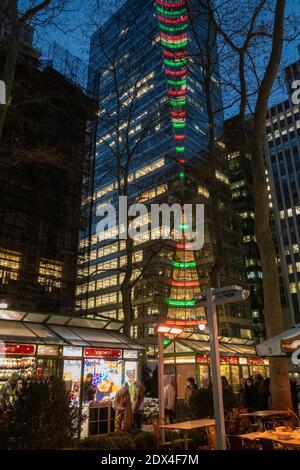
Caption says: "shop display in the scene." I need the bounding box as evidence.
[0,357,35,390]
[83,359,122,402]
[63,360,81,404]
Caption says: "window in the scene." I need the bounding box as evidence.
[198,185,209,198]
[240,329,252,339]
[38,259,62,291]
[0,249,21,284]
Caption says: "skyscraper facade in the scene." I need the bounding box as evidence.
[264,55,300,325]
[77,0,253,350]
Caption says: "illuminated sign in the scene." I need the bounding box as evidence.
[37,345,59,356]
[84,348,122,359]
[123,350,138,359]
[247,358,265,365]
[0,343,36,356]
[63,346,83,358]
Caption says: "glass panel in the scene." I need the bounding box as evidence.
[104,322,122,331]
[63,360,81,405]
[83,359,122,403]
[0,320,37,340]
[68,318,108,329]
[46,315,71,325]
[50,326,90,346]
[26,323,66,344]
[0,311,25,321]
[124,361,138,398]
[23,313,49,323]
[71,328,121,344]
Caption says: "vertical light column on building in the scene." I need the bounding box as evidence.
[155,0,206,327]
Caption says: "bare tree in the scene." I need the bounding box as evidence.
[211,0,294,409]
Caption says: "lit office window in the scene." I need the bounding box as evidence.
[38,260,62,291]
[0,249,21,284]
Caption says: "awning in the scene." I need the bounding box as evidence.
[0,310,144,351]
[164,338,257,357]
[256,325,300,357]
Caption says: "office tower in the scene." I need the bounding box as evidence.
[264,54,300,325]
[0,40,95,314]
[78,0,253,350]
[224,118,265,341]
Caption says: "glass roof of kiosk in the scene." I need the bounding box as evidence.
[0,310,144,350]
[164,338,257,357]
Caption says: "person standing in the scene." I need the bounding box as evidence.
[82,373,96,402]
[164,375,176,423]
[0,373,20,411]
[113,383,132,432]
[132,381,144,429]
[184,377,198,417]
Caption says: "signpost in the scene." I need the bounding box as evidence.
[195,285,249,450]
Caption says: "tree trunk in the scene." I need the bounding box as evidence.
[251,139,292,409]
[250,0,291,410]
[121,236,134,337]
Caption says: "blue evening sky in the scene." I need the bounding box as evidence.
[34,0,300,117]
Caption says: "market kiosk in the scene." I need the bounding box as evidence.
[0,310,143,436]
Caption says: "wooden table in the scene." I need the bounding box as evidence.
[239,410,291,431]
[239,410,291,418]
[159,418,215,450]
[239,430,300,448]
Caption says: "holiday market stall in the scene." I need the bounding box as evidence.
[0,310,144,436]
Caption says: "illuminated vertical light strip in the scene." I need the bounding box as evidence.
[155,0,188,172]
[155,1,206,324]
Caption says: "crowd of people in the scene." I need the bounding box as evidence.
[238,374,299,413]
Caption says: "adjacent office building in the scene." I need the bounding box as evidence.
[0,32,96,314]
[77,0,253,350]
[264,53,300,325]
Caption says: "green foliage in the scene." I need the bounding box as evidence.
[111,432,136,450]
[79,435,118,450]
[133,431,157,450]
[78,431,157,451]
[0,378,79,450]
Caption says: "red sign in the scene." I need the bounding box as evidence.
[196,354,208,364]
[247,358,265,365]
[84,348,122,359]
[0,343,36,356]
[229,357,239,365]
[196,355,239,365]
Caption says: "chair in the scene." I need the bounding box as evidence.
[226,435,244,450]
[258,438,288,451]
[151,416,185,450]
[226,435,258,450]
[206,426,217,450]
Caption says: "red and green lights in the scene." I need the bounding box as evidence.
[155,0,188,174]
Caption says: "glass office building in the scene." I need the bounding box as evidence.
[77,0,253,348]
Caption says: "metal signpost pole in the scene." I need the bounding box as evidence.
[206,288,227,450]
[158,331,166,442]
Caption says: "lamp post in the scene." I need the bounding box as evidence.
[195,285,249,450]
